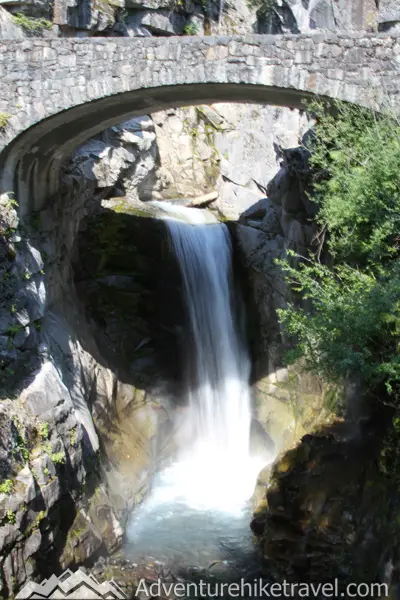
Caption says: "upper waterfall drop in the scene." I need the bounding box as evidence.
[167,214,251,465]
[147,203,265,512]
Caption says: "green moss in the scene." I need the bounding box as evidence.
[0,479,13,495]
[49,451,66,465]
[183,23,200,35]
[70,428,78,447]
[1,193,17,209]
[25,510,46,536]
[70,525,87,539]
[30,214,41,229]
[6,324,24,335]
[12,417,29,463]
[33,319,42,332]
[0,113,10,130]
[12,13,52,32]
[6,509,16,524]
[38,422,49,440]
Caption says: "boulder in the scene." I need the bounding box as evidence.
[378,0,400,31]
[126,8,186,35]
[63,117,159,201]
[53,0,123,31]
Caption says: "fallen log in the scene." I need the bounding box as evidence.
[184,191,218,207]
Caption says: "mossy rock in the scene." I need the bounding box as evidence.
[273,443,310,478]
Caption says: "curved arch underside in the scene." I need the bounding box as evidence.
[0,33,399,213]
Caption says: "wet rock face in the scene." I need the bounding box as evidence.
[0,194,44,398]
[234,145,316,374]
[0,381,90,596]
[233,145,347,461]
[251,415,399,586]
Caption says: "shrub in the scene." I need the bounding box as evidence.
[308,100,400,265]
[277,255,400,398]
[278,101,400,405]
[183,23,200,35]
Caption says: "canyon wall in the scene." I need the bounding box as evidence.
[1,0,393,39]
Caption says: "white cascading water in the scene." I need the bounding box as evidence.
[290,0,321,32]
[147,204,264,513]
[126,204,268,569]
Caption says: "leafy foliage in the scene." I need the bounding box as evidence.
[277,255,400,396]
[183,23,200,35]
[278,101,400,404]
[0,479,13,495]
[49,451,66,465]
[309,101,400,265]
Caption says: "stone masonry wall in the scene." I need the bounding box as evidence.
[1,32,399,214]
[0,33,399,153]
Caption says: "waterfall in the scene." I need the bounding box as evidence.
[148,203,264,513]
[167,216,251,466]
[290,0,322,32]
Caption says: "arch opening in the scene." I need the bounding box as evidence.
[2,83,324,214]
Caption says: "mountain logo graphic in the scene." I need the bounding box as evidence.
[15,568,127,599]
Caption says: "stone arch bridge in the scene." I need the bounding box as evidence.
[0,32,399,213]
